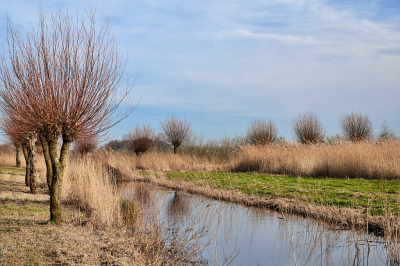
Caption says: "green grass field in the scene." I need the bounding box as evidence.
[165,172,400,215]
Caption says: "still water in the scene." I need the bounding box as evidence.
[120,182,399,266]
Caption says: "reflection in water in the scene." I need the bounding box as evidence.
[166,192,191,222]
[119,182,400,266]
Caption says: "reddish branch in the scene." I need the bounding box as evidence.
[0,8,136,223]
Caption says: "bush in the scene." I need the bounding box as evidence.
[292,112,326,144]
[180,134,247,161]
[246,119,278,145]
[75,136,98,155]
[128,124,157,155]
[339,112,373,142]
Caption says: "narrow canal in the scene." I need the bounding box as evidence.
[120,182,399,266]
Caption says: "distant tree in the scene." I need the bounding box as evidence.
[293,112,326,144]
[75,135,98,155]
[127,124,157,155]
[161,117,191,154]
[378,121,396,141]
[246,119,278,145]
[339,112,373,142]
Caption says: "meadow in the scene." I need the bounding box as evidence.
[0,138,400,264]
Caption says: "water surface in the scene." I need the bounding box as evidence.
[120,182,399,266]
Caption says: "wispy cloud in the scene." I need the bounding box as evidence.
[1,0,400,138]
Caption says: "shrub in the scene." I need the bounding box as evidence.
[292,112,326,144]
[128,124,157,155]
[339,112,373,142]
[246,119,278,145]
[75,136,98,155]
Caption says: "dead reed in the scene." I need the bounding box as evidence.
[232,140,400,180]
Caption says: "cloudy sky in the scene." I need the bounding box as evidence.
[1,0,399,140]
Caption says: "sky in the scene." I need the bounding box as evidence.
[0,0,399,141]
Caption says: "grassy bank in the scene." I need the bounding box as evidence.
[124,169,400,236]
[165,172,400,216]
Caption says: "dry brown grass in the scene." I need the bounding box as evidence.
[0,154,206,265]
[62,155,121,227]
[232,140,400,180]
[103,150,225,172]
[100,140,400,180]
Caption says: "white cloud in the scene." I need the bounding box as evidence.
[1,0,400,138]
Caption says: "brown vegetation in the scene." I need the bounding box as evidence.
[74,135,98,155]
[127,124,157,155]
[232,141,400,179]
[161,117,191,154]
[339,112,373,142]
[101,139,400,180]
[0,155,206,265]
[292,112,326,144]
[246,119,278,145]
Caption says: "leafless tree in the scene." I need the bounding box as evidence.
[246,119,278,145]
[0,115,37,193]
[0,9,136,223]
[378,121,396,141]
[75,135,98,155]
[293,112,326,144]
[339,112,373,142]
[161,117,191,154]
[128,124,157,155]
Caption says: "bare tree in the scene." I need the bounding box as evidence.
[0,9,136,223]
[75,135,98,155]
[0,115,37,193]
[293,112,326,144]
[339,112,373,142]
[378,121,396,141]
[128,124,157,155]
[246,119,278,145]
[161,117,191,154]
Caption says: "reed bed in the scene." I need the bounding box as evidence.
[61,154,206,264]
[103,150,225,173]
[62,155,121,227]
[103,140,400,180]
[232,140,400,180]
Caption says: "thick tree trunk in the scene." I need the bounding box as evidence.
[15,145,21,168]
[47,132,72,224]
[21,143,31,187]
[39,133,53,191]
[173,145,177,154]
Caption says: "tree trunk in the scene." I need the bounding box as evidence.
[39,132,53,191]
[173,145,177,154]
[27,133,37,194]
[21,143,31,187]
[28,143,37,194]
[15,144,21,168]
[47,131,72,224]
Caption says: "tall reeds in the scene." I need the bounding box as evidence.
[232,140,400,180]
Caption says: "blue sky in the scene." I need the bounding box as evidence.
[1,0,400,141]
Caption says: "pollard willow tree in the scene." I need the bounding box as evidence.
[0,9,136,223]
[0,114,38,194]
